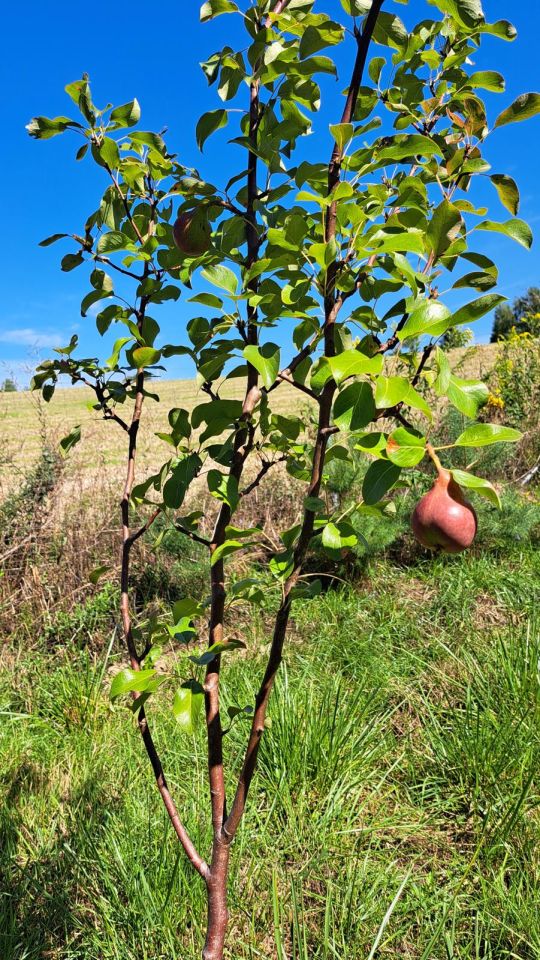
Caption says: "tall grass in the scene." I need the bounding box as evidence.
[1,495,539,958]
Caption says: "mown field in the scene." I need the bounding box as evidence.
[1,340,539,960]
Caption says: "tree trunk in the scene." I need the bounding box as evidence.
[202,841,230,960]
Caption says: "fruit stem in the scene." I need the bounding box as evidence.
[426,442,445,476]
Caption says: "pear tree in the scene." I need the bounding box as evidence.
[28,1,535,956]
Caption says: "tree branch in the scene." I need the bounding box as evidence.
[224,0,385,843]
[240,456,287,498]
[117,267,206,879]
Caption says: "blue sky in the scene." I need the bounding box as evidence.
[2,0,540,385]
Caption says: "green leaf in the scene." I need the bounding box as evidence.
[89,564,111,585]
[490,175,520,216]
[448,294,507,330]
[468,71,505,93]
[92,136,120,170]
[372,134,443,165]
[188,292,223,309]
[201,264,238,295]
[26,115,80,139]
[111,668,156,699]
[386,428,426,467]
[129,131,167,153]
[494,93,540,129]
[60,425,81,457]
[327,351,383,386]
[96,231,137,255]
[475,218,532,249]
[243,343,280,390]
[191,399,242,429]
[339,0,372,14]
[168,407,191,440]
[196,109,228,151]
[39,233,69,247]
[430,0,484,29]
[173,681,204,734]
[372,12,408,50]
[482,20,517,42]
[200,0,238,21]
[398,299,451,340]
[425,199,463,262]
[106,336,132,369]
[329,123,353,152]
[208,470,239,510]
[367,228,425,256]
[333,382,375,432]
[362,460,401,505]
[374,377,432,418]
[446,376,489,418]
[454,424,522,447]
[321,521,357,552]
[61,252,84,272]
[450,470,501,508]
[211,540,245,566]
[189,638,246,667]
[132,347,161,368]
[354,432,387,458]
[374,376,408,409]
[110,99,141,128]
[299,21,344,58]
[162,454,202,510]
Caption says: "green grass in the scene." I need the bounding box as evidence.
[1,499,539,960]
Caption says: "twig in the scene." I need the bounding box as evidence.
[240,456,287,498]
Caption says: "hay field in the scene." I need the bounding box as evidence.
[0,344,497,497]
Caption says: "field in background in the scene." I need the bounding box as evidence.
[0,344,497,497]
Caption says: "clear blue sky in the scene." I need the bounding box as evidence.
[2,0,539,385]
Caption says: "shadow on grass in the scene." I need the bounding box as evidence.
[0,763,114,960]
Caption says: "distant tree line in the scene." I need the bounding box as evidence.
[491,287,540,342]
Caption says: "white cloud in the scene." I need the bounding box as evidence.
[0,327,61,348]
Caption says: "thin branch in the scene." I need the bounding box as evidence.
[175,523,212,548]
[275,372,317,400]
[94,253,144,281]
[116,264,206,878]
[266,332,322,396]
[127,507,162,546]
[240,456,287,498]
[412,342,435,388]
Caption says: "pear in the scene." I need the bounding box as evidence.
[412,467,477,554]
[173,210,211,256]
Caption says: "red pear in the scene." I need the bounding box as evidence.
[172,211,211,256]
[412,467,477,554]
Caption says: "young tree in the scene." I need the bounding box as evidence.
[28,1,535,955]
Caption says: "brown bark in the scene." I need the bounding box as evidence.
[201,2,292,952]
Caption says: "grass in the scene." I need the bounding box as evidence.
[1,491,539,959]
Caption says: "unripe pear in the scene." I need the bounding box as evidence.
[412,467,477,554]
[172,210,211,256]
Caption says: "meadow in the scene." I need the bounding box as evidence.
[1,341,539,959]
